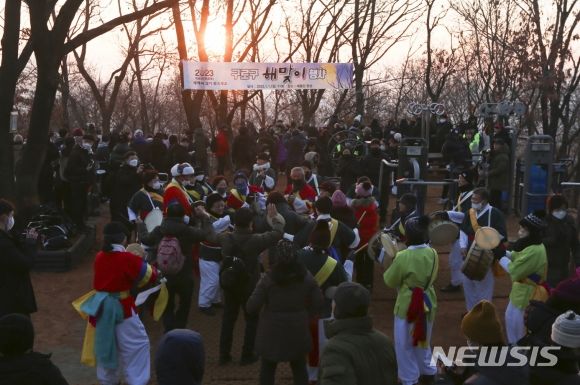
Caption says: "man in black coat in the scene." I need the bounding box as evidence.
[0,200,38,318]
[217,205,285,366]
[64,134,95,229]
[232,126,256,173]
[109,151,144,231]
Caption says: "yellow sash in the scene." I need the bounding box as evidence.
[231,189,246,204]
[314,257,338,286]
[165,180,193,205]
[329,219,339,247]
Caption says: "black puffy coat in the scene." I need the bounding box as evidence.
[0,352,68,385]
[246,265,323,362]
[0,231,37,318]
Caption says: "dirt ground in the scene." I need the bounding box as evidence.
[31,185,520,385]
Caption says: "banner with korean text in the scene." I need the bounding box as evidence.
[182,62,353,90]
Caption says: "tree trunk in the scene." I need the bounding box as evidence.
[134,56,151,133]
[59,56,71,131]
[0,0,24,199]
[16,58,60,208]
[355,68,365,117]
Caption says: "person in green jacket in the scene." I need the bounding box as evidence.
[319,282,397,385]
[383,216,438,385]
[499,211,548,344]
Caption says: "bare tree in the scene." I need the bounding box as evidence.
[4,0,177,207]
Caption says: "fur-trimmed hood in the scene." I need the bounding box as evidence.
[351,196,376,208]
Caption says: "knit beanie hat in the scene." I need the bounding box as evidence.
[520,211,547,232]
[309,220,331,250]
[0,314,34,356]
[461,300,506,345]
[551,311,580,348]
[233,170,248,183]
[355,181,372,198]
[205,193,224,212]
[331,190,348,208]
[333,282,370,319]
[550,277,580,313]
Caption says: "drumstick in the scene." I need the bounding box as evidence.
[357,211,367,226]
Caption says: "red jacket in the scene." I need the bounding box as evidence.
[164,181,193,216]
[353,198,379,246]
[284,183,317,202]
[93,250,158,318]
[226,185,263,210]
[214,130,229,157]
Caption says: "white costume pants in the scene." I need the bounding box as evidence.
[449,240,464,286]
[198,259,222,308]
[307,317,331,382]
[96,313,150,385]
[394,316,437,385]
[505,301,525,344]
[463,268,494,311]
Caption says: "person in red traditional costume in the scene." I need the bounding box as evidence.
[226,171,264,210]
[352,179,380,291]
[91,222,158,385]
[163,163,195,218]
[285,166,317,203]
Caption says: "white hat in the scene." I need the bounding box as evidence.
[551,310,580,348]
[447,211,465,224]
[171,163,195,177]
[393,133,402,142]
[134,129,144,137]
[170,164,180,177]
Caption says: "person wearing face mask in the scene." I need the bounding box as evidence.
[543,195,580,287]
[459,188,507,311]
[185,169,211,203]
[212,175,229,200]
[138,202,215,331]
[64,134,96,229]
[284,167,317,213]
[110,151,144,233]
[498,211,548,344]
[198,193,232,316]
[127,169,164,223]
[249,153,277,193]
[383,216,438,385]
[302,160,322,196]
[0,200,38,318]
[227,171,264,211]
[163,163,196,218]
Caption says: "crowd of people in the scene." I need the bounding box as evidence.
[1,116,579,385]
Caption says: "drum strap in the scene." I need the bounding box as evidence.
[454,191,473,212]
[141,189,162,210]
[314,256,337,287]
[328,219,339,247]
[231,189,246,204]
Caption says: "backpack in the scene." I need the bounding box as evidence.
[219,236,250,290]
[156,236,185,275]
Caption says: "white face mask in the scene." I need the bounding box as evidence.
[6,216,15,231]
[552,210,567,220]
[518,228,529,239]
[183,215,190,225]
[195,175,205,182]
[151,181,161,190]
[128,159,139,167]
[379,145,386,151]
[471,202,482,211]
[82,142,92,150]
